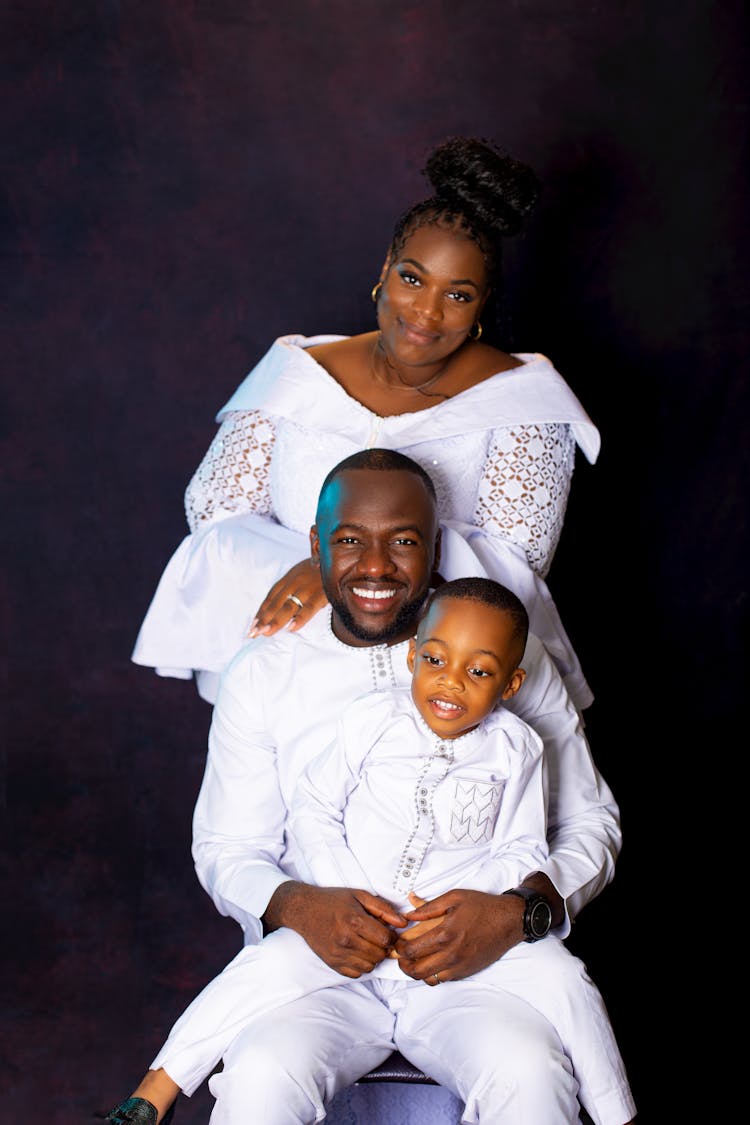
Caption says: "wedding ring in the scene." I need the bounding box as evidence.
[286,594,304,610]
[432,971,442,985]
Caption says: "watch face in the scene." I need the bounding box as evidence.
[528,899,552,939]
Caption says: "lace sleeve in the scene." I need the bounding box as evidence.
[473,423,576,579]
[184,410,277,531]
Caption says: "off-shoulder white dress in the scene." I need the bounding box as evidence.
[132,334,600,709]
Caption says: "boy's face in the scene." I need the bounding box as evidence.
[407,596,525,740]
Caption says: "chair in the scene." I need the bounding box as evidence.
[357,1049,437,1085]
[357,1052,596,1124]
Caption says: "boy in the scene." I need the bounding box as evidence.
[107,579,634,1125]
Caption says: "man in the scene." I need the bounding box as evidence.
[192,449,622,1123]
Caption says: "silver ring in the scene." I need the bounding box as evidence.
[432,971,441,985]
[286,594,304,610]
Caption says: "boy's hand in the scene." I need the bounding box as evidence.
[388,893,445,958]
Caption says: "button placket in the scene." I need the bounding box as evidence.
[392,738,454,896]
[369,645,398,691]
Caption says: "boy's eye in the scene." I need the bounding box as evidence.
[469,666,491,678]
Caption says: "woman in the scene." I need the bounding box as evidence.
[133,136,600,710]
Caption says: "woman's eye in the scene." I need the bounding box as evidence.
[448,290,472,303]
[399,271,420,287]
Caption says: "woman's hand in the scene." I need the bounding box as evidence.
[247,559,328,637]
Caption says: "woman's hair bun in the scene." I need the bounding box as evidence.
[424,136,540,238]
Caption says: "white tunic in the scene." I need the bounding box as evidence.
[289,690,548,917]
[132,334,600,710]
[192,609,621,945]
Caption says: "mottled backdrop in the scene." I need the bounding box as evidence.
[3,2,747,1122]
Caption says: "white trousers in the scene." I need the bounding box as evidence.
[151,929,636,1125]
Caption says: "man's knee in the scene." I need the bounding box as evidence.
[210,1033,324,1125]
[208,990,394,1124]
[397,987,580,1122]
[464,1016,579,1122]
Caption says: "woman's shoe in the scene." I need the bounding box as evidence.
[105,1098,175,1124]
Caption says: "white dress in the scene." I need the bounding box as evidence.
[132,334,600,710]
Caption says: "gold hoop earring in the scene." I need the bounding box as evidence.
[469,321,483,341]
[371,282,382,304]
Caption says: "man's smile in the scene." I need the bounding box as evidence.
[351,586,399,601]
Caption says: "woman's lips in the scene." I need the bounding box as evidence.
[401,320,440,345]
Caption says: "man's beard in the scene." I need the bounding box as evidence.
[328,590,427,645]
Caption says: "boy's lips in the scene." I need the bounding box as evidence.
[429,697,465,717]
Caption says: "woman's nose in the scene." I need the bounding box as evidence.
[413,288,443,321]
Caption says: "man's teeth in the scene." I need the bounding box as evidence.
[352,587,397,600]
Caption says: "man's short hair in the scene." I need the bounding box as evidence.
[317,449,437,513]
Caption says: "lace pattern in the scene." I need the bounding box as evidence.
[474,424,575,578]
[184,410,575,579]
[185,410,276,531]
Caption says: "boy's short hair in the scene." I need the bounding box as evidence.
[423,577,529,652]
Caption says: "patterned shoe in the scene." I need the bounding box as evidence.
[104,1097,175,1124]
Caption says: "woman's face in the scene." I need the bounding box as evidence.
[377,222,489,369]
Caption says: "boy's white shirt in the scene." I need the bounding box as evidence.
[192,609,621,945]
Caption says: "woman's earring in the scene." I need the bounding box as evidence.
[469,321,483,341]
[371,282,382,305]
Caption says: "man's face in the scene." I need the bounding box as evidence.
[310,468,440,647]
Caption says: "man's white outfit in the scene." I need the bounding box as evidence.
[151,690,635,1125]
[171,609,629,1123]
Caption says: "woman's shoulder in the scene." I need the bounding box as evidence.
[216,332,349,419]
[450,341,522,391]
[305,332,376,368]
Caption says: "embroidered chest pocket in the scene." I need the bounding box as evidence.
[449,779,505,845]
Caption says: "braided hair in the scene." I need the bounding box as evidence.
[388,137,540,341]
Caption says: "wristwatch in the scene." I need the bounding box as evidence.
[502,886,553,942]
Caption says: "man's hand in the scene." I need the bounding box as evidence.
[248,559,327,638]
[264,881,406,978]
[393,889,527,983]
[395,877,564,984]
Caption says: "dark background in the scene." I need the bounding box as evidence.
[3,3,747,1122]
